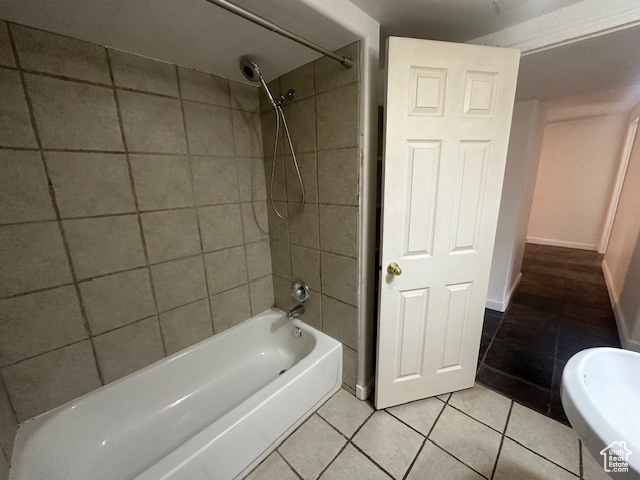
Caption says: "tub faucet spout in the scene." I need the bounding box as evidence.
[287,304,305,319]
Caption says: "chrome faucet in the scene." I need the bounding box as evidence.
[287,304,305,319]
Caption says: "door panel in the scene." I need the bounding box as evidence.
[375,37,519,409]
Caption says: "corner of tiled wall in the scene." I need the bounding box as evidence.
[259,41,362,395]
[0,18,273,436]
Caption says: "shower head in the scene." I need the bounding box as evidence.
[239,57,262,83]
[239,56,277,109]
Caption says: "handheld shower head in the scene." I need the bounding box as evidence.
[239,56,277,109]
[239,57,262,83]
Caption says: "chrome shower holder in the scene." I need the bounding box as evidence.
[275,89,295,107]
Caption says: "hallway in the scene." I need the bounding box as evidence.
[477,244,621,424]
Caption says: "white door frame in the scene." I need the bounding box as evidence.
[599,116,639,253]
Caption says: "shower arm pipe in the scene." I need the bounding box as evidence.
[205,0,354,69]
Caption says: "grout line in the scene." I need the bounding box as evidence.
[229,108,255,317]
[175,64,217,335]
[0,372,19,447]
[430,439,491,479]
[276,450,304,480]
[106,48,167,357]
[505,435,580,478]
[490,400,514,479]
[349,438,397,479]
[578,440,584,480]
[402,437,426,480]
[6,22,106,386]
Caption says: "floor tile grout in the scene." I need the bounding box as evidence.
[490,400,513,479]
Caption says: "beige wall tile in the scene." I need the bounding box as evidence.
[80,268,156,335]
[290,245,320,291]
[0,384,16,460]
[151,256,207,312]
[93,317,165,383]
[191,156,239,205]
[118,90,186,153]
[141,209,201,263]
[280,63,315,102]
[342,345,357,389]
[270,239,291,280]
[299,290,322,331]
[64,215,145,279]
[246,240,272,281]
[130,155,193,211]
[264,155,287,202]
[183,102,234,156]
[267,201,289,241]
[249,275,274,315]
[204,246,247,295]
[199,204,244,252]
[319,205,358,258]
[2,340,101,421]
[323,296,357,350]
[241,202,269,243]
[109,49,179,97]
[0,223,71,297]
[285,152,317,204]
[289,202,319,249]
[0,451,7,480]
[281,97,316,153]
[321,253,358,307]
[11,24,110,84]
[0,286,86,366]
[315,42,359,94]
[260,111,284,161]
[317,83,359,151]
[229,81,259,112]
[0,150,55,224]
[237,157,267,202]
[178,68,229,106]
[273,275,293,310]
[0,22,15,68]
[318,148,359,206]
[210,285,251,333]
[232,110,263,157]
[0,69,37,148]
[26,74,123,151]
[160,299,213,355]
[46,152,136,218]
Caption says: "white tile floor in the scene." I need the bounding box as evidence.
[243,385,612,480]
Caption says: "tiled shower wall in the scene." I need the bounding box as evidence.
[259,42,361,393]
[0,18,273,462]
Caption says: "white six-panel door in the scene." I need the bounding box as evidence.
[375,37,520,409]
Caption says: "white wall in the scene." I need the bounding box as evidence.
[487,100,545,311]
[603,104,640,352]
[527,112,627,250]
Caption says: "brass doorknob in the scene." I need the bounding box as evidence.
[387,262,402,276]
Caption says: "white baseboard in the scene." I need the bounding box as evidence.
[356,379,373,401]
[526,237,597,251]
[601,260,640,353]
[486,273,522,312]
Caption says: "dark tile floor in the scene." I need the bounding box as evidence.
[477,243,621,425]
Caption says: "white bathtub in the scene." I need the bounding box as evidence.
[10,308,342,480]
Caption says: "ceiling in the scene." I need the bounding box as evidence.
[1,0,639,103]
[348,0,587,43]
[516,24,640,102]
[0,0,358,84]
